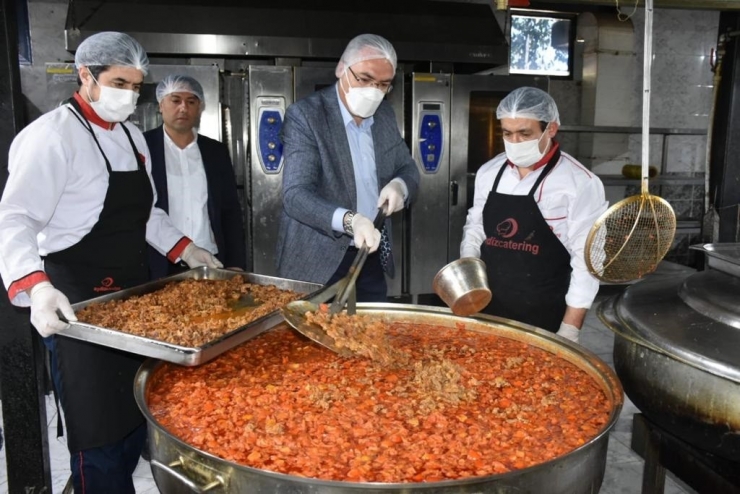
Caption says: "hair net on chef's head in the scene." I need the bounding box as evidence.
[156,74,205,105]
[335,34,397,78]
[74,31,149,76]
[496,87,560,125]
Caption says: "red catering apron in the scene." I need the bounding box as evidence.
[479,150,572,333]
[42,99,153,452]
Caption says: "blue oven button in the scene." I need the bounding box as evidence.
[259,110,284,173]
[419,114,442,173]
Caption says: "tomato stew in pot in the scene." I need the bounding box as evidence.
[147,322,611,483]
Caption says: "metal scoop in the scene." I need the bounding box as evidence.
[282,208,387,356]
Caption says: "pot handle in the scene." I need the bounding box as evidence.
[151,457,227,492]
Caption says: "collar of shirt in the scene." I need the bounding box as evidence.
[335,83,374,131]
[72,92,116,131]
[163,127,199,152]
[505,143,562,187]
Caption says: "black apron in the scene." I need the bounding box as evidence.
[43,99,153,452]
[480,151,571,332]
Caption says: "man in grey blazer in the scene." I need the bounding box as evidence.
[277,34,419,301]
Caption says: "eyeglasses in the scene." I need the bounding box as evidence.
[348,67,393,94]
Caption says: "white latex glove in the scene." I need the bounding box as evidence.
[181,243,224,269]
[556,322,581,343]
[377,179,406,214]
[29,281,77,338]
[352,213,381,253]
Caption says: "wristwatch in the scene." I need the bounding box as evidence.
[343,211,356,235]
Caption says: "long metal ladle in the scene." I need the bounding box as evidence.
[282,207,387,356]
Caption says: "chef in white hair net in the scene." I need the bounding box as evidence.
[277,34,419,302]
[144,74,246,280]
[0,31,221,492]
[460,86,607,343]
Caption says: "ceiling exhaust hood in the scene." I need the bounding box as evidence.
[65,0,509,67]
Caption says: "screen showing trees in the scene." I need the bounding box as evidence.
[510,15,572,77]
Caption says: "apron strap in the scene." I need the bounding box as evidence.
[491,148,562,197]
[490,159,508,194]
[67,98,113,174]
[66,97,144,172]
[118,122,145,170]
[527,148,562,197]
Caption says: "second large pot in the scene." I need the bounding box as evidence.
[136,304,623,493]
[599,252,740,462]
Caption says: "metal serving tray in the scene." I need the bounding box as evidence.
[690,243,740,278]
[63,267,324,366]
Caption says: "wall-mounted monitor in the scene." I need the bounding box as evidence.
[509,11,575,78]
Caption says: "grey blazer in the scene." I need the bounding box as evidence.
[276,85,420,284]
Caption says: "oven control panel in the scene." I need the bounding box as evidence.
[418,103,443,173]
[256,97,285,174]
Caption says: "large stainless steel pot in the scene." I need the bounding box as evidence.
[135,304,623,493]
[599,245,740,462]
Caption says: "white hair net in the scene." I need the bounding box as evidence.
[496,87,560,124]
[156,74,205,104]
[335,34,397,78]
[74,32,149,75]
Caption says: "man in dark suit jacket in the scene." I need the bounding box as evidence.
[144,74,245,279]
[277,34,419,301]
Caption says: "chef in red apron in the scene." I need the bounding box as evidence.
[460,87,607,342]
[0,32,221,493]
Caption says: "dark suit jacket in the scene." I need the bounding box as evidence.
[276,85,419,283]
[144,125,246,279]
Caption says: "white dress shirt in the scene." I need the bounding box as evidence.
[163,129,218,255]
[461,150,608,309]
[0,102,187,306]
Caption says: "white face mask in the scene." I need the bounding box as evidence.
[86,73,139,122]
[343,70,385,118]
[504,125,551,168]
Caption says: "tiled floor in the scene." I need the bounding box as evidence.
[0,296,698,493]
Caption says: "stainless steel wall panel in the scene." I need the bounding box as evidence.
[293,67,336,102]
[408,73,452,296]
[248,66,293,276]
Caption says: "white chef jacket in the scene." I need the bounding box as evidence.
[0,99,188,306]
[163,129,218,255]
[461,150,607,309]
